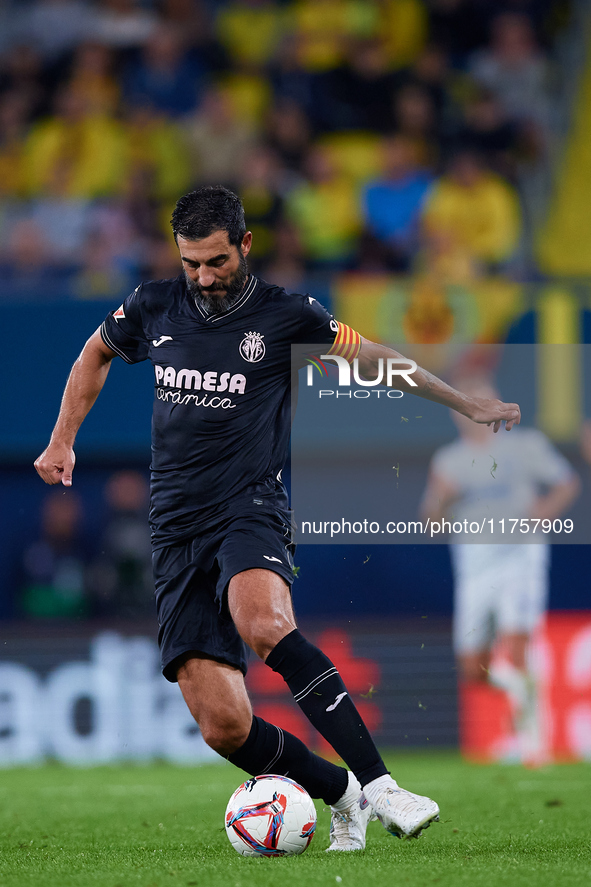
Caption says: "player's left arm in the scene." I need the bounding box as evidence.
[356,337,521,432]
[524,431,581,519]
[529,476,581,520]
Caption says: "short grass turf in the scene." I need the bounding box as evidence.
[1,752,590,887]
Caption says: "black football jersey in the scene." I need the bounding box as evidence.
[100,274,348,545]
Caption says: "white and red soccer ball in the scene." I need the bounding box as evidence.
[225,775,317,857]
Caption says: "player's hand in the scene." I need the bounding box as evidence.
[34,442,76,486]
[467,397,521,433]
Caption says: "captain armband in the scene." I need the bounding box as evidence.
[326,321,362,363]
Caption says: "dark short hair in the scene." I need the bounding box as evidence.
[170,186,246,247]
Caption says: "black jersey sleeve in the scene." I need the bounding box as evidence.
[295,295,339,345]
[296,294,362,361]
[100,285,149,364]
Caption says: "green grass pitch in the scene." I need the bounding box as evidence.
[1,752,590,887]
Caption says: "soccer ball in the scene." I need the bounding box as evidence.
[225,774,317,857]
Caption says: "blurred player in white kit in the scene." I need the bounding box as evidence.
[422,377,580,763]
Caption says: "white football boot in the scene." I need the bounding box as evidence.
[364,776,440,839]
[326,773,375,851]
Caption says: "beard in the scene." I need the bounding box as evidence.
[185,252,249,314]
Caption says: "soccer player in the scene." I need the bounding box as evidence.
[421,376,579,763]
[35,187,520,850]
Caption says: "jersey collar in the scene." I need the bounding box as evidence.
[193,275,258,323]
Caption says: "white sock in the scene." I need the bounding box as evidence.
[362,774,398,808]
[489,659,542,759]
[331,771,362,811]
[489,660,529,712]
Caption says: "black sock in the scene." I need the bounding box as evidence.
[227,715,349,805]
[265,629,388,787]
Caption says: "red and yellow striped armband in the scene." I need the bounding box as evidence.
[326,321,362,363]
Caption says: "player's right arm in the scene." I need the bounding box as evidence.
[34,330,117,486]
[297,297,521,430]
[420,470,460,522]
[357,337,521,431]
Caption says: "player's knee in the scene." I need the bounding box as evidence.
[240,616,293,660]
[199,712,251,756]
[458,654,489,683]
[463,667,488,684]
[503,634,529,671]
[237,613,295,660]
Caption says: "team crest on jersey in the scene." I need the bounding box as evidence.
[240,331,265,363]
[113,305,125,321]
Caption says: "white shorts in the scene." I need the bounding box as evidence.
[451,544,549,654]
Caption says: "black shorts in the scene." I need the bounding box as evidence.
[153,507,295,682]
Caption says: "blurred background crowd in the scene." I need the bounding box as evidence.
[17,470,154,621]
[1,0,590,627]
[0,0,578,303]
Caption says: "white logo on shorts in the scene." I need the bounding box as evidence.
[263,555,282,564]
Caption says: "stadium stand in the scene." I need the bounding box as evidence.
[0,0,574,305]
[0,0,588,627]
